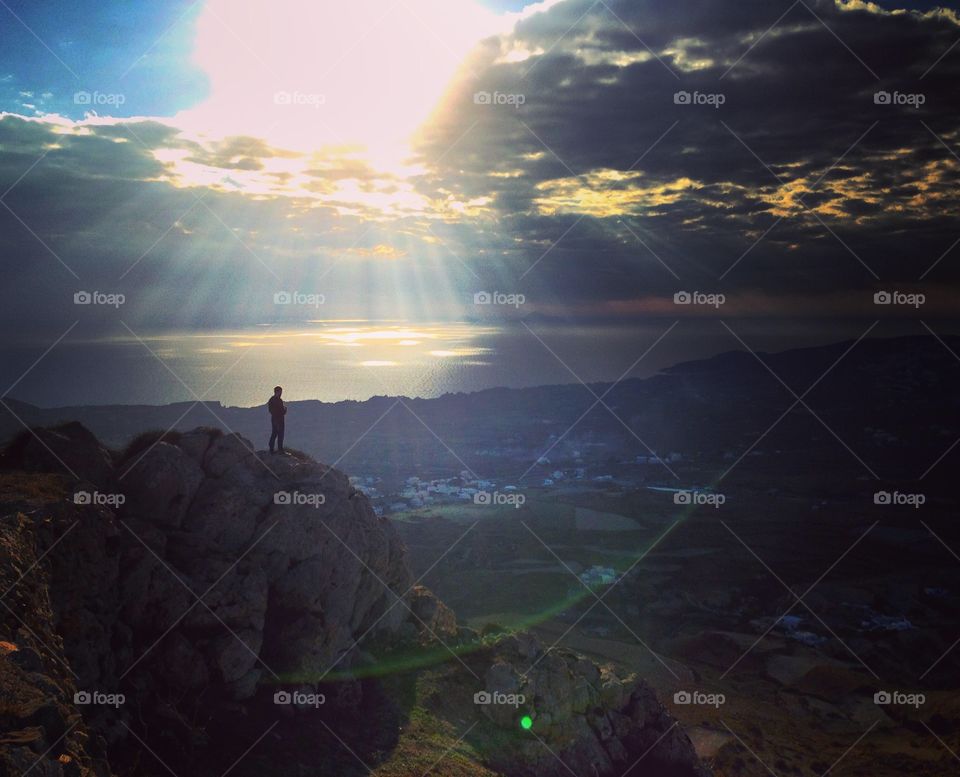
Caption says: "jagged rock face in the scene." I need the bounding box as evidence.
[407,585,459,640]
[109,430,413,701]
[119,442,203,528]
[477,633,709,777]
[0,424,711,777]
[0,506,114,777]
[1,425,413,774]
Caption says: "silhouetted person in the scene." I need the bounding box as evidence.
[268,386,286,454]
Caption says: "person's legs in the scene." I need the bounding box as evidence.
[269,418,280,453]
[277,419,285,452]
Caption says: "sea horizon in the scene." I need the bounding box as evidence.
[2,317,944,409]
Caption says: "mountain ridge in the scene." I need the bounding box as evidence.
[4,334,956,493]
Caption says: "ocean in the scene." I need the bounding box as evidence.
[0,319,898,408]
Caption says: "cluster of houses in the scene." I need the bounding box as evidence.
[352,465,603,515]
[394,474,498,510]
[351,449,689,515]
[352,472,510,515]
[579,565,619,587]
[540,468,586,486]
[635,452,682,465]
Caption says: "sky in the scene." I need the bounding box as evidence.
[0,0,959,352]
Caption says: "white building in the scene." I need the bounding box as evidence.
[580,566,618,586]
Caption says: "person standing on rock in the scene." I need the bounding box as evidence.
[268,386,286,454]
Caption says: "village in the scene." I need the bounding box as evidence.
[348,447,693,517]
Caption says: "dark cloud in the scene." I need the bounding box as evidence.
[412,0,960,302]
[1,0,958,343]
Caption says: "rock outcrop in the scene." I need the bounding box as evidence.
[0,423,710,777]
[110,429,411,700]
[474,632,709,777]
[0,509,113,777]
[1,424,412,775]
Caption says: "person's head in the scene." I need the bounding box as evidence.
[274,386,283,397]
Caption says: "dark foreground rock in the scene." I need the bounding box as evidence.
[473,632,709,777]
[2,425,412,775]
[0,424,710,776]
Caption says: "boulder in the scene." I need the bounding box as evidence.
[119,441,203,528]
[181,480,265,553]
[408,585,458,640]
[475,633,710,777]
[203,433,259,480]
[15,421,114,486]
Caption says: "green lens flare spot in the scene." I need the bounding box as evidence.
[520,715,533,730]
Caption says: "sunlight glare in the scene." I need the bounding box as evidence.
[179,0,504,169]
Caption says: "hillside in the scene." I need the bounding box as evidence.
[0,423,709,776]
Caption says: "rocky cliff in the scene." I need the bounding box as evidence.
[0,423,709,776]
